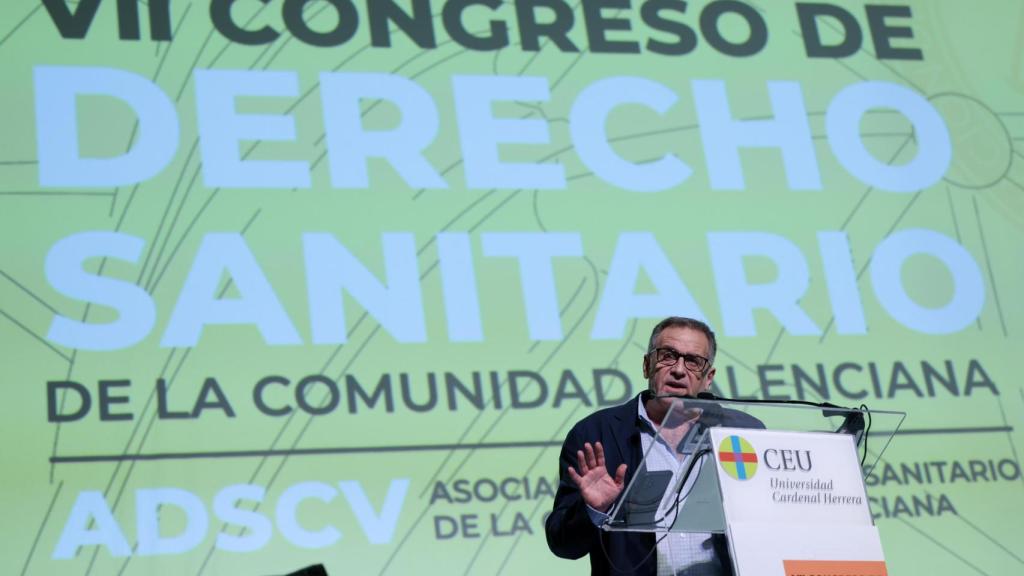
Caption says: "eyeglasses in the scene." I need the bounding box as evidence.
[649,347,710,373]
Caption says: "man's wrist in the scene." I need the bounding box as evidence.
[585,504,611,526]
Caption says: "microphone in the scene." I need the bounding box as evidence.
[652,391,724,428]
[696,391,866,441]
[694,392,724,427]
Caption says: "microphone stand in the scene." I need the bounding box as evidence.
[677,391,870,465]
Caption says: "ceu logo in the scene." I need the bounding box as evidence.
[718,436,758,480]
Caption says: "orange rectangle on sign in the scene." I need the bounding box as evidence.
[783,560,888,576]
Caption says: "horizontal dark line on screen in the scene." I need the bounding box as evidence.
[50,440,564,463]
[49,426,1013,464]
[0,191,113,196]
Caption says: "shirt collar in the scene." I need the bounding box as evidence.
[636,394,658,434]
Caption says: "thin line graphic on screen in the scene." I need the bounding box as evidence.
[39,9,205,560]
[137,141,202,290]
[91,211,261,576]
[955,513,1024,565]
[189,22,548,573]
[999,392,1024,491]
[485,318,644,575]
[104,349,184,506]
[817,154,923,347]
[237,20,606,565]
[104,208,259,516]
[720,7,1021,575]
[781,135,918,355]
[865,446,1022,570]
[19,480,63,576]
[138,4,287,290]
[952,403,1024,563]
[145,163,217,290]
[971,197,1008,336]
[61,4,270,561]
[48,346,78,483]
[0,269,60,314]
[0,2,43,49]
[898,515,992,575]
[109,2,189,218]
[943,185,982,331]
[68,11,267,550]
[0,309,70,361]
[385,281,629,576]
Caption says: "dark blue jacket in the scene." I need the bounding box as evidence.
[545,393,762,575]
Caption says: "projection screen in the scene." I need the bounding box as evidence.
[3,1,1022,574]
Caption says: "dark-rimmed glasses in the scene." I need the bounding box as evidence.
[649,347,710,373]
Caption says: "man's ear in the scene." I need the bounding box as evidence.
[702,366,717,392]
[642,354,651,379]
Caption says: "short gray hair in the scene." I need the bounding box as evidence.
[647,316,717,365]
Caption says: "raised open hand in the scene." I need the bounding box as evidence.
[567,441,627,513]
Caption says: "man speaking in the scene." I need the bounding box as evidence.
[545,316,759,575]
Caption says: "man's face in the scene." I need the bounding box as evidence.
[643,326,715,398]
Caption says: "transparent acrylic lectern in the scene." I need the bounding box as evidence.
[602,397,905,535]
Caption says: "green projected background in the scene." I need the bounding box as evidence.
[2,1,1022,574]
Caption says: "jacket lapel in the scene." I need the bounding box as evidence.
[606,394,643,480]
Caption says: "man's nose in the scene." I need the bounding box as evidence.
[669,361,689,377]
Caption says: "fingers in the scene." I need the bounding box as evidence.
[572,442,616,487]
[594,441,606,468]
[568,465,582,487]
[613,463,627,487]
[583,442,598,470]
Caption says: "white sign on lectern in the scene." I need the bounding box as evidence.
[710,428,888,576]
